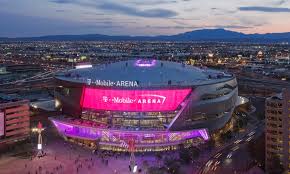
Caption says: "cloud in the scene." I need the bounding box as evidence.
[84,20,136,25]
[210,8,236,14]
[50,0,76,4]
[55,9,66,12]
[184,7,196,12]
[81,12,106,16]
[126,0,177,5]
[0,12,124,37]
[169,17,200,21]
[49,0,178,18]
[275,0,288,5]
[143,25,197,30]
[141,25,252,30]
[86,25,124,29]
[85,17,113,21]
[237,17,268,27]
[239,6,290,12]
[214,25,252,29]
[172,20,188,25]
[98,2,178,18]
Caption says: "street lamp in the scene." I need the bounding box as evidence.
[128,138,136,173]
[31,122,45,157]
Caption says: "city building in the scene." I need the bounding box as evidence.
[5,64,42,73]
[0,99,30,145]
[257,51,264,60]
[50,59,239,152]
[265,88,290,173]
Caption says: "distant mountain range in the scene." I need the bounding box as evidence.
[1,29,290,42]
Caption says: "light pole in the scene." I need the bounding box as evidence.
[128,138,137,173]
[31,122,45,157]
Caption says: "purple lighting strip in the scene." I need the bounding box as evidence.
[198,129,209,140]
[135,59,156,67]
[51,119,209,145]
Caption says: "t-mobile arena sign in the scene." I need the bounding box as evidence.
[81,88,192,111]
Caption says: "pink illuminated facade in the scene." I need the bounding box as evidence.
[81,88,192,112]
[52,87,203,152]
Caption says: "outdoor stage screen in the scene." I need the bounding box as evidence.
[81,87,192,111]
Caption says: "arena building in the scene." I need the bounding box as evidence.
[50,59,238,152]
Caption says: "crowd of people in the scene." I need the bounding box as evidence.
[66,118,108,129]
[22,141,153,174]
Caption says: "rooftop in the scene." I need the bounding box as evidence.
[0,93,21,104]
[55,60,234,87]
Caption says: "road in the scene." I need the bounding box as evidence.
[238,76,290,89]
[199,122,264,174]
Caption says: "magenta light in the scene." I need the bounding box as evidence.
[81,88,192,112]
[51,119,209,144]
[135,59,156,67]
[52,120,73,129]
[198,129,209,140]
[52,120,100,139]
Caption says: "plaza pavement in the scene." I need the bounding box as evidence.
[0,136,199,174]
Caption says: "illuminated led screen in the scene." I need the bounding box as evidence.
[0,112,4,136]
[81,87,192,111]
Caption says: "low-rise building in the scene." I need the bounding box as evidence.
[0,99,30,145]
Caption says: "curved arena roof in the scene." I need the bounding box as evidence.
[55,60,234,87]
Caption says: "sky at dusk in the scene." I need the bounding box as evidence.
[0,0,290,37]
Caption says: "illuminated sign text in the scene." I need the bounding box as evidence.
[81,88,192,111]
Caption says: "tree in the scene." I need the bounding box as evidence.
[237,119,244,128]
[233,124,239,133]
[190,147,200,160]
[164,159,181,174]
[225,130,233,139]
[205,138,216,151]
[248,133,265,171]
[268,154,284,174]
[220,130,233,142]
[179,147,191,164]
